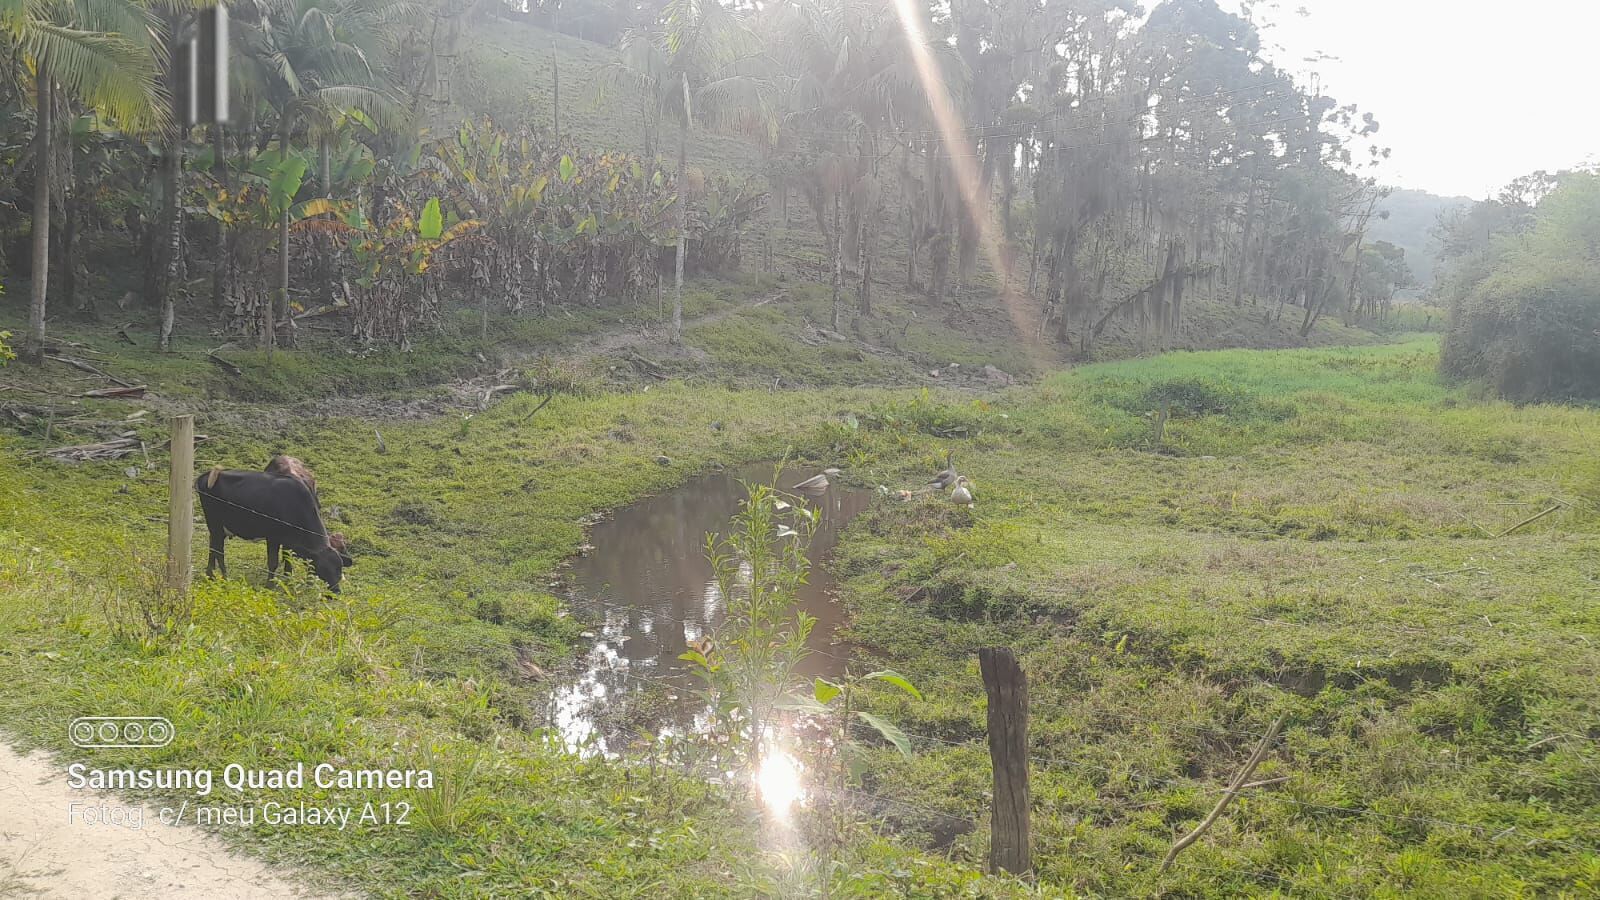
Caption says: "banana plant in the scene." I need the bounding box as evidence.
[434,119,677,315]
[190,150,348,342]
[346,197,479,346]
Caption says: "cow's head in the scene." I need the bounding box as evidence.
[311,535,355,592]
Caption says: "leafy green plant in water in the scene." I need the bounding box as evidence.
[864,389,1008,439]
[681,474,818,780]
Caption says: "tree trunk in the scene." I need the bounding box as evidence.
[317,134,336,309]
[640,90,654,159]
[550,26,561,141]
[273,118,291,351]
[159,136,183,351]
[904,151,919,291]
[672,74,690,344]
[23,72,52,364]
[62,189,80,317]
[830,190,843,330]
[212,124,229,309]
[856,192,871,317]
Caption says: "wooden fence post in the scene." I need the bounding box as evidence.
[980,646,1031,878]
[166,415,195,596]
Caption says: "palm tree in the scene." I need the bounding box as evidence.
[232,0,403,349]
[2,0,163,363]
[605,0,772,343]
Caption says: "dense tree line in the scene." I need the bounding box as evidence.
[2,0,1411,362]
[1437,170,1600,402]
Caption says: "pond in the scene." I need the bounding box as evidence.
[550,462,872,755]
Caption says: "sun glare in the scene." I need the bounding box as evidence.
[755,748,805,816]
[887,0,1046,366]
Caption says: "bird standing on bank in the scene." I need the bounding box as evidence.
[928,450,958,491]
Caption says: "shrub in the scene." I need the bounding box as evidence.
[1440,173,1600,402]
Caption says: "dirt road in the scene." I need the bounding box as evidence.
[0,741,326,899]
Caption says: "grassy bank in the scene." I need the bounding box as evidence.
[829,336,1600,895]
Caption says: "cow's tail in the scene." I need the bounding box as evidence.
[205,466,224,489]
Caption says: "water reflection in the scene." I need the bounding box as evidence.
[551,463,871,755]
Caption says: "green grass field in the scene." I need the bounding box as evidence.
[3,325,1597,896]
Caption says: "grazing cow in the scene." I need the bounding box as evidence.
[196,466,354,591]
[264,454,347,554]
[265,454,318,502]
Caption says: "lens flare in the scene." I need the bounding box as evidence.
[887,0,1046,366]
[755,748,805,816]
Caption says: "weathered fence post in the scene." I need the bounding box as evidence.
[166,414,195,596]
[980,646,1031,878]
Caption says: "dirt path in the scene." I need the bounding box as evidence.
[0,741,328,899]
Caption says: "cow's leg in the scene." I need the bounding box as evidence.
[266,541,279,581]
[207,528,226,577]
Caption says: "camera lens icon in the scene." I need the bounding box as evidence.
[69,717,175,749]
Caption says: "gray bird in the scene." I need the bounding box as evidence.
[927,450,959,491]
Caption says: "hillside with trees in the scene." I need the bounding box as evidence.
[2,0,1419,367]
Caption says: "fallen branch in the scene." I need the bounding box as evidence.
[1413,566,1488,579]
[293,300,349,321]
[1496,503,1564,538]
[1524,733,1580,752]
[1160,714,1285,875]
[206,349,244,377]
[0,382,55,396]
[517,391,556,424]
[36,432,175,462]
[478,383,520,410]
[626,351,669,380]
[80,385,147,399]
[45,354,135,387]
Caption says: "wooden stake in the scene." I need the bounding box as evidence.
[166,415,195,596]
[980,647,1031,879]
[1153,398,1171,445]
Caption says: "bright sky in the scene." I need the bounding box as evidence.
[1241,0,1600,199]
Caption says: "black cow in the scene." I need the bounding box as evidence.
[195,466,354,591]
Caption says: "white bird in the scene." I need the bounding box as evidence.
[793,473,829,492]
[950,476,974,506]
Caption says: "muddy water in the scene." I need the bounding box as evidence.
[551,463,871,753]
